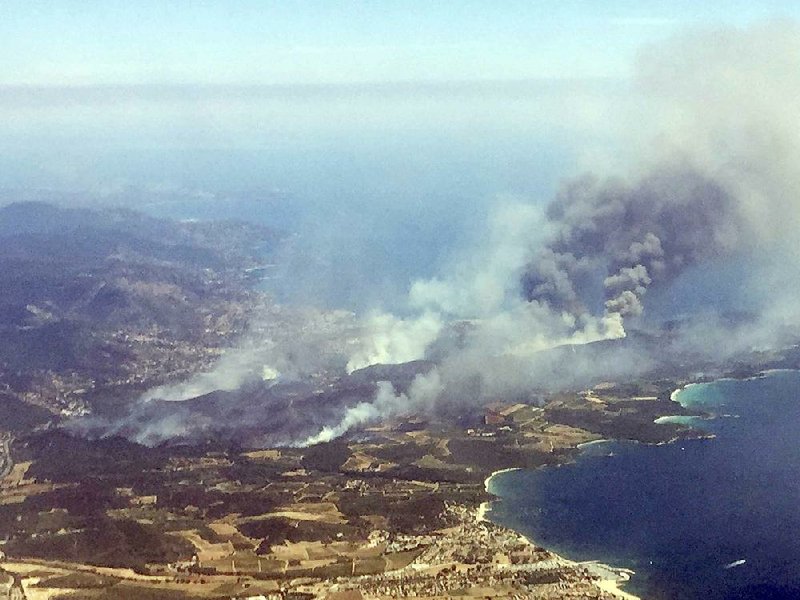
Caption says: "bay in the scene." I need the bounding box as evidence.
[487,370,800,599]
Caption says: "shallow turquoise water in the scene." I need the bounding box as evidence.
[488,371,800,599]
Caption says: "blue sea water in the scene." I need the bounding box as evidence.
[487,370,800,600]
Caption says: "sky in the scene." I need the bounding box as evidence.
[1,1,798,85]
[1,2,798,310]
[36,5,800,449]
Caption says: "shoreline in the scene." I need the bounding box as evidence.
[669,367,799,404]
[483,466,521,493]
[669,381,698,403]
[475,467,521,523]
[474,376,751,599]
[480,369,800,600]
[478,466,641,600]
[577,437,611,449]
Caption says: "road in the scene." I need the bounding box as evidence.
[0,434,13,480]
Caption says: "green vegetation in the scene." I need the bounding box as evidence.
[544,398,699,444]
[5,517,194,570]
[447,438,567,474]
[0,393,52,433]
[245,516,367,553]
[34,572,119,589]
[20,431,170,482]
[336,491,448,534]
[301,439,350,472]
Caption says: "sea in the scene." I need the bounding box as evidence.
[487,370,800,600]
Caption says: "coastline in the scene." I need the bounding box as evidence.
[475,467,522,523]
[669,382,698,403]
[669,367,800,404]
[484,467,521,493]
[478,369,800,600]
[472,377,752,599]
[478,466,642,600]
[577,438,611,449]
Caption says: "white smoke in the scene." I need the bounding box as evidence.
[299,202,627,445]
[302,22,800,445]
[300,370,443,446]
[636,21,800,248]
[346,311,443,373]
[114,21,800,447]
[138,307,362,403]
[350,199,627,363]
[409,202,550,317]
[140,343,279,403]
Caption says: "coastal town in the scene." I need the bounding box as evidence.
[0,379,705,599]
[333,503,636,600]
[0,202,792,599]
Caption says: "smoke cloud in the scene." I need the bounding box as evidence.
[345,312,443,373]
[127,306,364,407]
[293,199,630,444]
[297,22,800,442]
[78,21,800,447]
[522,167,741,318]
[300,370,443,446]
[523,21,800,328]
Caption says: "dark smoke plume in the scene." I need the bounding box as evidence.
[523,166,741,318]
[73,21,800,446]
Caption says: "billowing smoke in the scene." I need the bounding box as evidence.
[522,167,741,318]
[297,22,800,443]
[523,21,800,324]
[300,370,443,446]
[345,312,443,373]
[293,199,630,444]
[77,22,800,447]
[137,307,363,403]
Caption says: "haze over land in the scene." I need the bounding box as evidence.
[4,5,800,600]
[3,6,800,445]
[87,21,800,447]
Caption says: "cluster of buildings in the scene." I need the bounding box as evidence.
[321,504,620,600]
[19,370,92,417]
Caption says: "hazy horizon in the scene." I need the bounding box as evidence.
[3,5,800,329]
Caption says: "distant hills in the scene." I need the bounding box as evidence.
[0,201,281,416]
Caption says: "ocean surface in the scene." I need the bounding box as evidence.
[487,370,800,600]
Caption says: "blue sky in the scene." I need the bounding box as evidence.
[0,3,797,309]
[1,1,798,85]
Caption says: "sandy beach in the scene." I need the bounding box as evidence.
[669,382,698,403]
[483,466,521,493]
[476,467,520,523]
[577,438,611,449]
[479,467,642,600]
[596,574,641,600]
